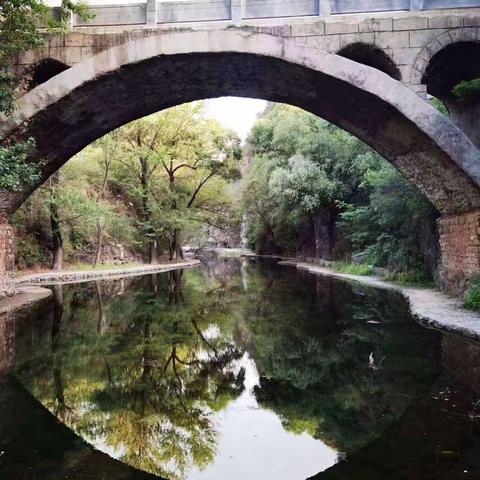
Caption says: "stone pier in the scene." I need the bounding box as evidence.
[438,211,480,294]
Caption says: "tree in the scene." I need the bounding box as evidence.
[243,104,374,258]
[111,103,241,262]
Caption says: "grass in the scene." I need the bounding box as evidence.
[384,270,435,288]
[332,261,375,276]
[332,261,435,288]
[70,262,141,272]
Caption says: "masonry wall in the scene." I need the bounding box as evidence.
[0,222,15,297]
[438,210,480,293]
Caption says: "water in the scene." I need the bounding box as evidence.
[1,257,480,480]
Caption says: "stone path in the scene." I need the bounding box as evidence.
[14,260,201,286]
[280,260,480,341]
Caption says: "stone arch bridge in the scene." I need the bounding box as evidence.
[2,2,480,294]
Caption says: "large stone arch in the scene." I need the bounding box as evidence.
[1,29,480,215]
[1,29,480,292]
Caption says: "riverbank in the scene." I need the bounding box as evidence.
[280,260,480,341]
[0,260,202,316]
[14,259,201,286]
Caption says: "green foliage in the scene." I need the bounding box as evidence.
[464,276,480,311]
[338,163,438,279]
[452,78,480,103]
[243,104,376,255]
[333,261,375,276]
[242,103,438,281]
[0,138,42,191]
[430,96,448,116]
[14,103,241,268]
[15,237,49,269]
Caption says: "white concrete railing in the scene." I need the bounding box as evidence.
[51,0,480,27]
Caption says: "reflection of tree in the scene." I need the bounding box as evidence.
[13,259,443,478]
[243,272,439,453]
[16,269,245,479]
[51,284,69,419]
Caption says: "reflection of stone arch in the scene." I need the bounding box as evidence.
[410,27,480,87]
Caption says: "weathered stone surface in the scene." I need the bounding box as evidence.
[438,211,480,293]
[0,221,15,298]
[393,16,429,31]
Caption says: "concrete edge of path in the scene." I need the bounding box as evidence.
[13,260,202,286]
[279,260,480,341]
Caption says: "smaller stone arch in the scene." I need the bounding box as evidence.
[417,35,480,149]
[29,58,70,90]
[338,43,401,80]
[410,27,480,88]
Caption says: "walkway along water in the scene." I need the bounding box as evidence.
[280,260,480,341]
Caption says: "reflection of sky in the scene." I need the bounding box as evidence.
[186,352,338,480]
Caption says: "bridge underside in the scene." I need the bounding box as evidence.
[1,31,480,293]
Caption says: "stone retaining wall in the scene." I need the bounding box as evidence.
[438,210,480,293]
[0,222,15,297]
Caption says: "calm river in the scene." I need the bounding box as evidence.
[1,257,480,480]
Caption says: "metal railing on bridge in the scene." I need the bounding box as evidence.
[51,0,480,27]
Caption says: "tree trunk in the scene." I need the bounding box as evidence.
[49,174,63,271]
[149,237,157,264]
[171,228,184,261]
[139,158,157,264]
[93,215,105,268]
[95,281,108,335]
[51,285,66,415]
[312,206,338,260]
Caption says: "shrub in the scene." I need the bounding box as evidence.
[16,238,49,270]
[452,78,480,103]
[464,276,480,311]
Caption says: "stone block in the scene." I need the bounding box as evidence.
[305,35,341,52]
[325,21,358,35]
[290,22,325,37]
[409,29,441,48]
[339,33,374,49]
[391,47,422,65]
[63,46,82,64]
[398,65,413,81]
[464,16,480,28]
[359,18,393,33]
[429,15,464,30]
[375,31,410,49]
[394,16,428,31]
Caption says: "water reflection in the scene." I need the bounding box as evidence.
[4,257,480,480]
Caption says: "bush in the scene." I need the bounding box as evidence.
[464,276,480,311]
[384,269,433,288]
[16,238,49,270]
[452,78,480,103]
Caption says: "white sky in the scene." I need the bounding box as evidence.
[203,97,267,141]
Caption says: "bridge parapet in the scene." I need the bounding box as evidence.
[49,0,480,27]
